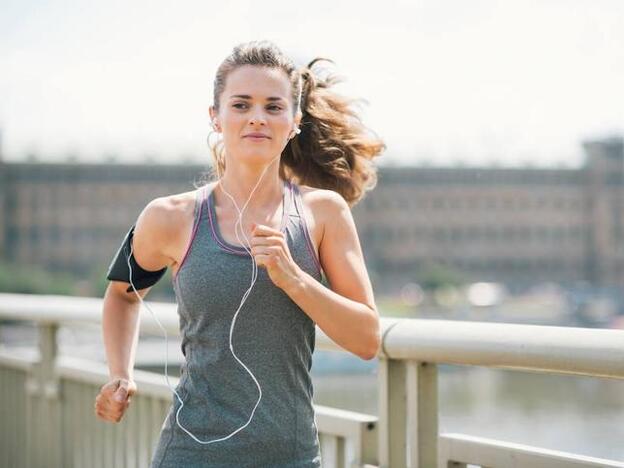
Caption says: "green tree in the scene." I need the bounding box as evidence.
[0,261,74,295]
[418,262,464,291]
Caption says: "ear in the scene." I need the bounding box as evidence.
[209,106,217,121]
[294,109,302,128]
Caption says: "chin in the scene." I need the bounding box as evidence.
[241,148,279,163]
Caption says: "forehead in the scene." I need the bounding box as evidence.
[224,65,292,99]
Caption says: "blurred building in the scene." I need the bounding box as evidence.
[0,152,205,277]
[0,136,622,293]
[357,136,624,293]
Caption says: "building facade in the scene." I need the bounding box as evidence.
[1,136,622,294]
[362,138,624,292]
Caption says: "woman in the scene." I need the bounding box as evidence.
[95,40,385,467]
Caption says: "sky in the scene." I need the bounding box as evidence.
[1,0,623,167]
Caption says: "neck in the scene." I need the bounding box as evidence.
[218,160,284,213]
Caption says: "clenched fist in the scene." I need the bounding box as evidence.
[94,377,137,423]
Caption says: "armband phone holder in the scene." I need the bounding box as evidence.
[106,224,167,292]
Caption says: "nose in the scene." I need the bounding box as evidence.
[248,106,267,126]
[249,118,265,126]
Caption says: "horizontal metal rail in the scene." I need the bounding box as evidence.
[1,292,623,467]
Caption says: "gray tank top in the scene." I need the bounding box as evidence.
[151,179,324,467]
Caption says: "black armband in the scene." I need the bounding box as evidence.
[106,224,168,292]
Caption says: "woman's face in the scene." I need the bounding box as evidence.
[210,65,301,166]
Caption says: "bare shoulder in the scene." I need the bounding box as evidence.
[141,189,197,231]
[298,184,349,220]
[297,184,350,249]
[298,184,348,210]
[133,188,203,270]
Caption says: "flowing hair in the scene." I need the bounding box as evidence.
[201,40,385,207]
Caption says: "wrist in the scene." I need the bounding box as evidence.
[284,266,308,299]
[109,370,133,381]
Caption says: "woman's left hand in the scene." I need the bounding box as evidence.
[250,223,303,291]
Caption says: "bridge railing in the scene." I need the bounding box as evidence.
[0,293,376,468]
[376,317,624,468]
[1,292,623,468]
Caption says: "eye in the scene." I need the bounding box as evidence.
[232,102,283,111]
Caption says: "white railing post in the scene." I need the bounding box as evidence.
[406,360,438,468]
[378,356,407,468]
[377,358,439,468]
[26,322,62,468]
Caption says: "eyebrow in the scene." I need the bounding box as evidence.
[229,94,285,102]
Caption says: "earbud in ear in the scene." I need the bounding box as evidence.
[289,127,301,139]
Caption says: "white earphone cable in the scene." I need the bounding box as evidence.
[126,152,283,444]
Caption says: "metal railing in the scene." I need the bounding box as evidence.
[1,292,623,468]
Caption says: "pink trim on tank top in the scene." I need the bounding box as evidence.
[172,186,207,283]
[207,180,291,257]
[292,184,323,277]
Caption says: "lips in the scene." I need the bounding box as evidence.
[244,133,270,139]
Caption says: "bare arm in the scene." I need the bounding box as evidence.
[96,196,189,422]
[101,282,148,380]
[96,198,178,422]
[101,198,175,380]
[283,190,380,360]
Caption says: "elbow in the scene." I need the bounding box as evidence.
[358,313,381,361]
[360,351,377,361]
[360,335,380,360]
